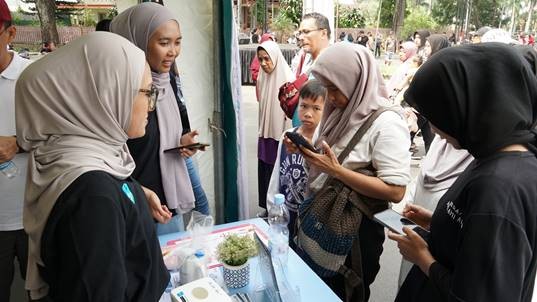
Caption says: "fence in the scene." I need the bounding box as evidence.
[13,26,95,45]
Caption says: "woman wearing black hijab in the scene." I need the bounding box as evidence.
[389,43,537,302]
[424,34,449,59]
[414,30,430,56]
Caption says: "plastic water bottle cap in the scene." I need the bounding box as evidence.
[274,193,285,205]
[194,250,204,258]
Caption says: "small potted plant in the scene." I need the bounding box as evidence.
[216,234,258,288]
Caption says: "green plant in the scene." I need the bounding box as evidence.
[337,6,366,28]
[402,7,438,39]
[272,13,294,36]
[278,0,303,27]
[217,234,257,266]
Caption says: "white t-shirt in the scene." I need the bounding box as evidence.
[0,52,31,231]
[310,110,411,193]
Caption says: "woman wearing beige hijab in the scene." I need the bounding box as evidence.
[16,32,169,301]
[256,40,294,214]
[294,42,411,301]
[111,2,198,234]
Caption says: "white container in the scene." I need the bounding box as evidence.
[180,250,207,284]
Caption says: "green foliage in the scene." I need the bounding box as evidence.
[255,0,266,27]
[431,0,458,26]
[337,6,366,28]
[470,0,504,28]
[402,7,438,38]
[432,0,508,28]
[278,0,303,27]
[81,9,96,27]
[217,234,258,266]
[380,0,397,28]
[272,13,294,35]
[12,10,40,26]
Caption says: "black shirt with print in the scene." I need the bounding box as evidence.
[397,152,537,302]
[40,170,169,302]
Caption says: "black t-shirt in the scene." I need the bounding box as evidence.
[40,171,170,302]
[397,152,537,302]
[357,35,368,46]
[127,111,167,207]
[252,33,259,44]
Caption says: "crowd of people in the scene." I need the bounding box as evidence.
[250,11,537,302]
[2,0,537,301]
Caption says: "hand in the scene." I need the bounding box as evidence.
[142,186,172,224]
[283,136,300,154]
[388,227,436,276]
[0,136,18,163]
[179,130,202,157]
[403,204,432,230]
[300,141,341,176]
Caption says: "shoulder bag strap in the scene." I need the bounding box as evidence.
[316,106,396,190]
[336,106,395,164]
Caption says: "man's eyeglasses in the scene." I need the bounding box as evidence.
[297,28,324,36]
[139,85,159,111]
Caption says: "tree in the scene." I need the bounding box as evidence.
[393,0,406,38]
[337,6,366,28]
[278,0,302,27]
[432,0,509,28]
[402,7,438,38]
[35,0,59,44]
[380,0,396,28]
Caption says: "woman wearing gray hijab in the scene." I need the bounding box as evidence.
[111,2,200,234]
[292,42,411,301]
[16,32,169,301]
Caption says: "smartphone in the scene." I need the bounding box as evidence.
[164,143,210,153]
[373,209,428,235]
[285,132,319,153]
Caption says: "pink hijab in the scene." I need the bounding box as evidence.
[387,41,418,92]
[400,41,418,62]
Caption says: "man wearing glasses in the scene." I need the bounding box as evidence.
[289,12,331,127]
[291,12,331,76]
[0,0,31,300]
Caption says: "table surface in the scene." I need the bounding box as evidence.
[159,218,342,302]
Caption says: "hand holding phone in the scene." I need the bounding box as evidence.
[164,143,210,153]
[285,132,319,153]
[373,209,429,235]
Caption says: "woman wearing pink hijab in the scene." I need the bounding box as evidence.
[386,41,418,94]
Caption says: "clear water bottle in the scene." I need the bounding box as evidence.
[0,161,18,179]
[268,193,290,266]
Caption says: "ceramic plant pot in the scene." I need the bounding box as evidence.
[222,260,250,288]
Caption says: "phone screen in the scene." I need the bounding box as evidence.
[285,132,318,153]
[163,143,209,153]
[373,209,426,235]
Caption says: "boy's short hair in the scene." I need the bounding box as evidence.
[299,79,327,102]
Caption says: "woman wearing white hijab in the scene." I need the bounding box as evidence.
[256,40,294,213]
[16,32,169,301]
[111,2,198,234]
